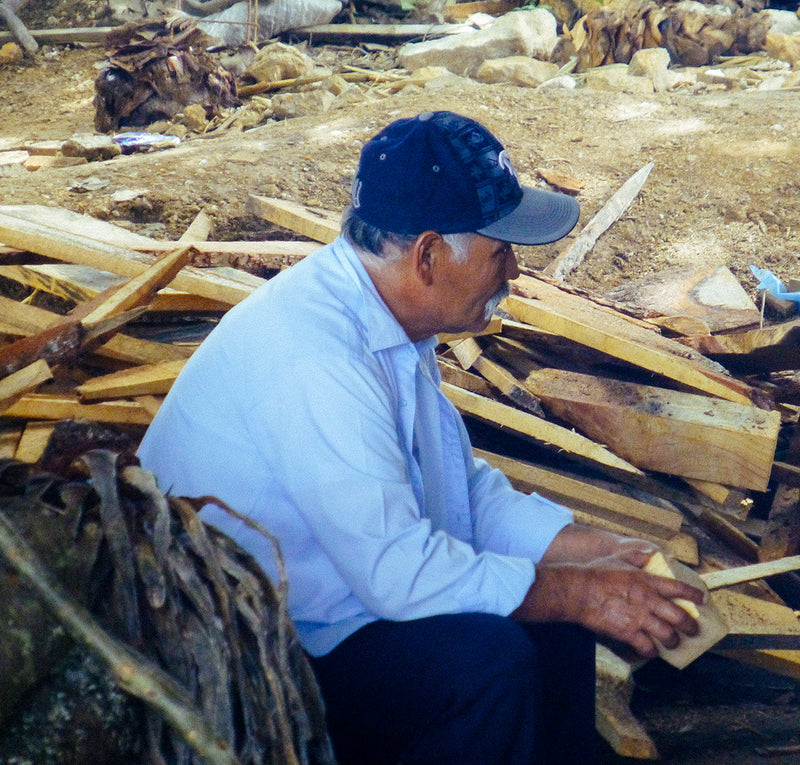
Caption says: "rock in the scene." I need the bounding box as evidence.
[0,138,23,152]
[399,9,559,77]
[654,68,697,93]
[536,74,578,90]
[0,150,29,177]
[23,140,64,156]
[245,42,316,84]
[764,9,800,37]
[165,123,189,139]
[68,176,110,193]
[475,56,559,87]
[0,42,23,66]
[584,64,655,94]
[231,104,269,129]
[628,47,670,79]
[333,88,367,109]
[23,156,89,171]
[424,72,479,92]
[271,90,335,120]
[61,134,122,162]
[766,32,800,68]
[180,103,208,132]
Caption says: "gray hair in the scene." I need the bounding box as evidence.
[342,206,477,266]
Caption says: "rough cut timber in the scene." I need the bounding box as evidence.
[604,264,761,333]
[76,360,188,401]
[475,448,698,564]
[595,644,658,760]
[0,206,261,306]
[525,368,781,491]
[3,394,152,426]
[442,381,645,478]
[0,294,193,367]
[246,195,341,244]
[506,274,760,406]
[713,589,800,649]
[701,555,800,590]
[0,263,232,313]
[0,360,52,412]
[643,553,728,668]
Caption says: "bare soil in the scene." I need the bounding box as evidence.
[2,42,800,298]
[2,30,800,765]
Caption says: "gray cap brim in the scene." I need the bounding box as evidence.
[476,186,580,245]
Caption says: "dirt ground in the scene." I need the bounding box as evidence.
[2,40,800,298]
[3,13,800,765]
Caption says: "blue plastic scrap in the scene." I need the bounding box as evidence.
[750,265,800,306]
[113,132,181,154]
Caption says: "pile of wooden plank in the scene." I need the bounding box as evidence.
[2,200,800,758]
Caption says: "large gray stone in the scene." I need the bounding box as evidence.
[399,9,558,77]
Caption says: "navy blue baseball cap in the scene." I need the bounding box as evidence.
[350,111,580,245]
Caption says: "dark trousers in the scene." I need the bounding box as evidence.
[309,613,597,765]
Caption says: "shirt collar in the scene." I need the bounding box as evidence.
[332,236,437,355]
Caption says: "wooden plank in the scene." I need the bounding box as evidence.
[505,284,755,405]
[179,210,213,243]
[0,425,22,458]
[643,553,728,668]
[544,162,654,284]
[0,293,193,367]
[701,556,800,590]
[13,421,55,463]
[76,359,187,401]
[760,484,800,562]
[437,360,492,397]
[0,360,52,411]
[474,448,683,535]
[525,368,780,492]
[80,245,193,329]
[246,195,340,244]
[287,22,466,44]
[0,206,261,305]
[604,264,761,333]
[0,25,114,46]
[0,294,59,336]
[2,394,152,426]
[96,334,193,366]
[713,589,800,643]
[0,263,232,312]
[475,449,698,563]
[443,381,644,477]
[717,648,800,682]
[595,645,658,760]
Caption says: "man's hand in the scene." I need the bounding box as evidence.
[511,525,704,658]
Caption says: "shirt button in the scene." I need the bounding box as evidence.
[400,399,407,407]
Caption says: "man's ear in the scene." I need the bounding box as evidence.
[411,231,443,287]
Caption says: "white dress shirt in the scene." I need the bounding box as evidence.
[138,236,573,656]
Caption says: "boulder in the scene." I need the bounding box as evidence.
[271,89,336,120]
[584,64,655,93]
[628,47,671,79]
[766,32,800,68]
[61,134,122,162]
[475,56,559,87]
[399,9,558,77]
[245,42,317,84]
